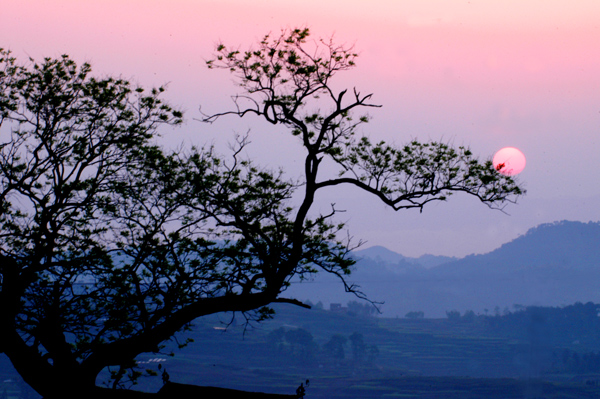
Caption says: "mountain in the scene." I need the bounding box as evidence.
[352,245,456,269]
[353,245,408,264]
[433,220,600,275]
[286,220,600,318]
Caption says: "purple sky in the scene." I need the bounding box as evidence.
[2,0,600,256]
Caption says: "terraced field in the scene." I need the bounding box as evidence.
[3,304,600,398]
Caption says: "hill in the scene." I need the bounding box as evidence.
[287,220,600,317]
[6,302,600,398]
[434,220,600,275]
[352,245,456,270]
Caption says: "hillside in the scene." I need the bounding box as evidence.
[287,220,600,317]
[6,303,600,398]
[433,220,600,275]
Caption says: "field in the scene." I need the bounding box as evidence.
[2,303,600,398]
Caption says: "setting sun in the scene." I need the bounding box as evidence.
[493,147,526,176]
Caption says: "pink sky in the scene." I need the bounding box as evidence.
[2,0,600,256]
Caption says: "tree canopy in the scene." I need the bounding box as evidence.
[204,27,522,212]
[0,28,523,399]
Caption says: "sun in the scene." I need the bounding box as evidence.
[492,147,526,176]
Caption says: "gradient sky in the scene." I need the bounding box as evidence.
[2,0,599,257]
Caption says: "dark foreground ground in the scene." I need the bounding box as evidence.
[3,302,600,398]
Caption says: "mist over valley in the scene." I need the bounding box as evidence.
[287,220,600,318]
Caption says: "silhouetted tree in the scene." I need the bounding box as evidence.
[349,332,367,363]
[324,334,347,361]
[0,27,524,398]
[446,310,461,321]
[284,328,316,361]
[367,344,380,364]
[461,310,476,323]
[267,327,287,351]
[0,49,326,398]
[405,311,425,319]
[347,300,376,317]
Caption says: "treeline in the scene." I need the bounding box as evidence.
[266,327,379,367]
[550,348,600,374]
[400,302,600,377]
[305,300,378,318]
[482,302,600,347]
[434,302,600,343]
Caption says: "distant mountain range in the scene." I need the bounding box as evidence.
[351,245,457,270]
[286,220,600,318]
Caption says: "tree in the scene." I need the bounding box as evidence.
[367,344,380,364]
[462,310,476,323]
[405,311,425,319]
[323,334,347,361]
[0,27,523,399]
[0,50,185,397]
[348,332,367,363]
[347,300,376,317]
[0,49,328,398]
[204,27,522,213]
[267,327,287,351]
[284,328,316,361]
[446,310,461,321]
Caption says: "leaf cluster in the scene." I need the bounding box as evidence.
[204,28,524,218]
[207,28,357,115]
[0,49,357,395]
[330,137,523,211]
